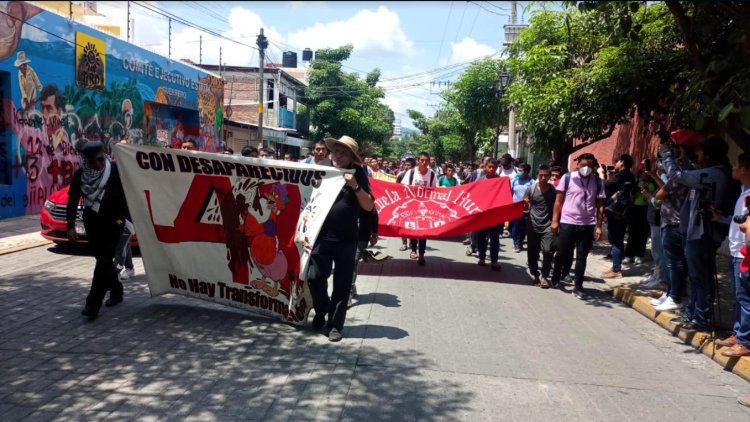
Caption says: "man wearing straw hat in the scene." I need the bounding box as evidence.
[14,51,42,111]
[307,135,375,342]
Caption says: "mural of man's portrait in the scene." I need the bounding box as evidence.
[40,83,64,128]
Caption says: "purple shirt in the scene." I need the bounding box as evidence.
[559,171,605,226]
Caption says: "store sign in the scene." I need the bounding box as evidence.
[263,128,286,144]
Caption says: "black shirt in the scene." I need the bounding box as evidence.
[524,183,556,233]
[604,170,636,198]
[319,165,371,242]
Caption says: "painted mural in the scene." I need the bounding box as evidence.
[0,1,224,218]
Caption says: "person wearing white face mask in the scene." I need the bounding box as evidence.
[550,153,606,300]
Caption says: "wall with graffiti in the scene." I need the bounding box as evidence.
[0,1,224,218]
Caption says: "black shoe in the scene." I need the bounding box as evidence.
[681,321,709,332]
[670,315,689,324]
[312,313,326,331]
[105,295,123,307]
[563,275,575,284]
[81,307,98,321]
[572,289,587,300]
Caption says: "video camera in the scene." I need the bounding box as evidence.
[733,196,750,224]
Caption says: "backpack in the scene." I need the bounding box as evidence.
[408,168,436,186]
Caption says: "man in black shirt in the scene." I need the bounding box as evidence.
[66,141,130,321]
[524,164,556,288]
[602,154,636,279]
[307,136,375,342]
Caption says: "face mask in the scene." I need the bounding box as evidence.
[578,166,593,177]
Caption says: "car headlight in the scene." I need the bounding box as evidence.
[44,200,55,211]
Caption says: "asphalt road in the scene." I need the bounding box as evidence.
[1,236,749,421]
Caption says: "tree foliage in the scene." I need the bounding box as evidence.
[305,45,395,151]
[508,1,750,158]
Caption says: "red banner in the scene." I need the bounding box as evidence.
[370,177,525,239]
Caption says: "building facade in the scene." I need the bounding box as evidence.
[0,1,223,219]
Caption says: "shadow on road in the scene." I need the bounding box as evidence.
[0,269,472,420]
[351,292,401,308]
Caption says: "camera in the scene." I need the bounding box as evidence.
[733,197,750,224]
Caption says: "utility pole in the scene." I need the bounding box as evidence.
[199,35,202,65]
[508,1,518,157]
[256,28,268,147]
[219,47,222,77]
[168,18,172,58]
[127,1,131,41]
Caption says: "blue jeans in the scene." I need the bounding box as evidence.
[682,236,719,326]
[650,224,665,282]
[661,225,686,303]
[607,218,627,273]
[511,215,527,248]
[478,224,502,263]
[735,269,750,346]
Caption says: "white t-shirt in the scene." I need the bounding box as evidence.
[497,167,517,178]
[728,186,750,258]
[401,168,437,187]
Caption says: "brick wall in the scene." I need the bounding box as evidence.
[567,117,662,170]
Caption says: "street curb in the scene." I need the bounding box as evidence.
[612,286,750,383]
[0,239,53,256]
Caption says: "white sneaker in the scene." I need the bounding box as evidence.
[120,268,136,280]
[634,257,643,265]
[622,257,632,265]
[654,297,681,312]
[650,293,667,306]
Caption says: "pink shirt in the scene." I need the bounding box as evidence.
[559,171,605,226]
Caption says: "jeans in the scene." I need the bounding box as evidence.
[649,225,666,282]
[661,225,686,303]
[527,226,553,278]
[477,224,502,263]
[114,220,134,270]
[510,215,527,248]
[352,240,369,288]
[735,269,750,346]
[307,239,357,331]
[625,205,649,258]
[607,217,627,273]
[552,223,595,290]
[682,236,719,326]
[410,238,426,254]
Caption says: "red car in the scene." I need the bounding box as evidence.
[40,186,138,246]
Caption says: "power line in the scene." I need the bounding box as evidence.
[132,1,258,52]
[468,1,510,17]
[453,2,469,43]
[434,1,454,67]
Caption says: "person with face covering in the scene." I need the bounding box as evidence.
[66,141,130,321]
[550,153,606,300]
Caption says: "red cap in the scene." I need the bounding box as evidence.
[670,129,703,147]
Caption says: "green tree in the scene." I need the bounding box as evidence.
[444,58,509,160]
[306,45,395,151]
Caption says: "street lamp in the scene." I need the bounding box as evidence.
[493,66,511,159]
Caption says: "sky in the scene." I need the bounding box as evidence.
[91,1,539,129]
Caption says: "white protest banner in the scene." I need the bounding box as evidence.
[113,144,345,324]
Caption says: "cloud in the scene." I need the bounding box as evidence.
[445,37,498,65]
[22,24,48,42]
[287,6,415,57]
[94,4,281,67]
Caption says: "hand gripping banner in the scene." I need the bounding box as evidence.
[370,177,525,239]
[114,144,345,324]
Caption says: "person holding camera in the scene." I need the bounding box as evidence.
[651,130,699,312]
[601,154,636,279]
[659,135,735,331]
[714,153,750,356]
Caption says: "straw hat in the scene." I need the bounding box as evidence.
[14,51,30,67]
[325,135,361,164]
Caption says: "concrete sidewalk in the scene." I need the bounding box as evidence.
[0,215,50,255]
